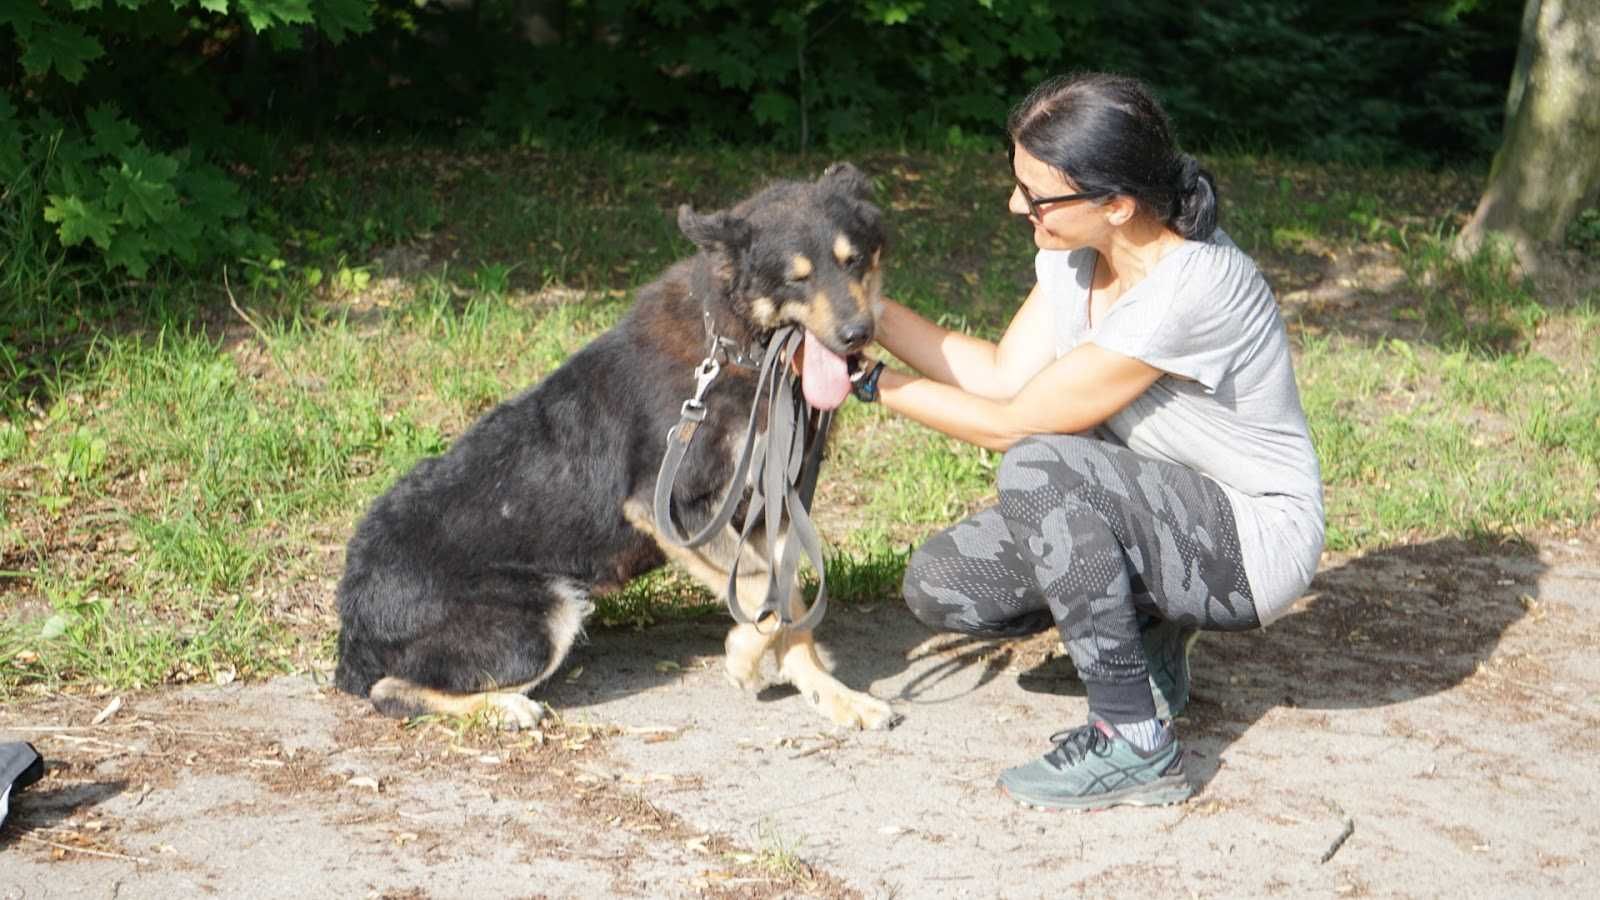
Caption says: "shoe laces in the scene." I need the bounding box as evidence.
[1042,722,1113,767]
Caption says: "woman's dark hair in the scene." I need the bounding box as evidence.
[1007,72,1219,240]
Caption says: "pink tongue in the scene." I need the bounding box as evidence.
[801,329,851,411]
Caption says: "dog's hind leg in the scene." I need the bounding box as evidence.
[359,575,592,731]
[368,677,546,731]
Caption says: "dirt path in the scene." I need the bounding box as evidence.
[4,536,1599,898]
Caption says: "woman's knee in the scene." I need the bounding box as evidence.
[900,542,958,630]
[901,539,1050,637]
[997,435,1101,496]
[996,435,1100,526]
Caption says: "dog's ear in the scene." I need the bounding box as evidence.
[820,163,887,253]
[678,205,752,255]
[819,162,873,201]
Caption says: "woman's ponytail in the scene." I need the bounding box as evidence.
[1172,153,1218,241]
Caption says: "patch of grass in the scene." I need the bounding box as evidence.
[1216,157,1471,258]
[1,572,286,694]
[1401,234,1546,354]
[0,153,112,416]
[590,543,911,630]
[822,544,912,605]
[1300,329,1599,550]
[741,819,816,885]
[827,402,999,542]
[592,568,720,630]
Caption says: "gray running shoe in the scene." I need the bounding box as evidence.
[998,717,1192,810]
[1143,617,1200,720]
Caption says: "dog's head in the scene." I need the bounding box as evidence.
[678,163,886,409]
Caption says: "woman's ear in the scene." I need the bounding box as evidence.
[1103,195,1139,228]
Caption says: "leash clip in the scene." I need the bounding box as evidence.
[680,357,720,419]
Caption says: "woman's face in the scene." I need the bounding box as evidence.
[1008,143,1109,251]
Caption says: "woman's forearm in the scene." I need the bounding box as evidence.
[876,369,1032,452]
[876,299,1011,398]
[872,342,1165,453]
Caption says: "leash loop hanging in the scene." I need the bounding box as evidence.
[653,324,832,632]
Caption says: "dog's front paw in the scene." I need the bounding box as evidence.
[818,689,901,731]
[486,692,547,731]
[724,658,771,694]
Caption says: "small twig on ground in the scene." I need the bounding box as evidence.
[50,735,140,752]
[223,266,273,346]
[1320,799,1355,864]
[788,734,845,760]
[17,833,150,864]
[91,696,124,726]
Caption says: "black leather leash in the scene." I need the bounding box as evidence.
[653,324,833,632]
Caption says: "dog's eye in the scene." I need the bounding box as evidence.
[844,254,862,268]
[787,271,810,284]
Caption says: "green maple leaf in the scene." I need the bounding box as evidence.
[180,162,247,222]
[236,0,314,32]
[86,104,140,156]
[105,231,152,278]
[150,211,205,264]
[313,0,374,43]
[102,147,182,226]
[44,195,119,250]
[751,92,797,128]
[0,4,48,31]
[18,20,105,83]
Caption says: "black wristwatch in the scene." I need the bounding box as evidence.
[850,358,886,403]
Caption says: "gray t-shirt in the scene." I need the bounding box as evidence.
[1036,230,1323,623]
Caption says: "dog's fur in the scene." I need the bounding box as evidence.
[334,163,895,730]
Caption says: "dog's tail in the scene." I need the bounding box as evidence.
[329,621,382,698]
[333,622,384,697]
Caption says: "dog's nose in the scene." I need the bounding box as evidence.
[837,322,873,352]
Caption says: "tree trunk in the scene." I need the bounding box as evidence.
[1456,0,1600,268]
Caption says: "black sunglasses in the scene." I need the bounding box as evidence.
[1008,144,1109,218]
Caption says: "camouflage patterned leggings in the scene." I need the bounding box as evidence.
[902,434,1259,722]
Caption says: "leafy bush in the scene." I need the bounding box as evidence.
[476,0,1093,149]
[1083,0,1522,163]
[339,0,1517,161]
[5,101,249,278]
[1,0,374,279]
[2,0,1523,285]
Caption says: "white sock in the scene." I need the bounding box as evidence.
[1114,717,1169,753]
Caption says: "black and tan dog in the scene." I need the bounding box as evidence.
[334,163,896,730]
